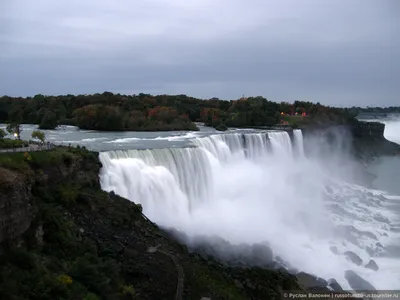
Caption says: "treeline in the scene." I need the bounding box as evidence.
[0,92,356,131]
[351,106,400,114]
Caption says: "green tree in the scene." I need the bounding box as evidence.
[6,123,22,140]
[32,130,46,143]
[39,110,58,129]
[0,128,6,139]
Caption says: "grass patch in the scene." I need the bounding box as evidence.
[281,115,312,128]
[0,152,29,171]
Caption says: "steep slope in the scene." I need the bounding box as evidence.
[0,146,302,300]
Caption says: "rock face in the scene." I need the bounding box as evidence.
[188,235,275,269]
[365,259,379,271]
[344,251,363,266]
[0,147,304,300]
[327,278,343,291]
[0,167,33,244]
[0,149,101,246]
[330,246,339,255]
[296,272,328,290]
[345,270,376,291]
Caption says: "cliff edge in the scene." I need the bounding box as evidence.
[0,146,303,300]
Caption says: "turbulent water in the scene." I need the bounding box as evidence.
[2,121,400,290]
[99,128,400,290]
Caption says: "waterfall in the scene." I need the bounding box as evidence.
[99,128,400,290]
[293,129,305,157]
[267,131,293,157]
[99,131,293,221]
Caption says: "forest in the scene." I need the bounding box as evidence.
[0,92,357,131]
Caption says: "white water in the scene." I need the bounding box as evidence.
[99,130,400,290]
[383,118,400,145]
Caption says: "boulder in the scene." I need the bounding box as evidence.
[365,246,375,257]
[296,272,327,289]
[330,246,339,255]
[327,278,343,291]
[365,259,379,271]
[344,251,363,266]
[344,270,376,291]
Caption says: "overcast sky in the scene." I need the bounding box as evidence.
[0,0,398,106]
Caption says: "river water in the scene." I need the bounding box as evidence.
[1,121,400,290]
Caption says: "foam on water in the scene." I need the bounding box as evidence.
[99,130,400,290]
[107,132,199,143]
[383,118,400,145]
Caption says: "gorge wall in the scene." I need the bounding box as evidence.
[0,147,305,300]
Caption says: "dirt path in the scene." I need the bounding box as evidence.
[0,144,55,153]
[148,245,184,300]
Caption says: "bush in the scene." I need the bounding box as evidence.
[0,138,28,149]
[213,123,228,131]
[120,284,136,298]
[83,292,100,300]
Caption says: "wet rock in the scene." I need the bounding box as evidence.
[378,194,387,201]
[365,259,379,271]
[373,214,390,224]
[365,246,375,257]
[327,278,343,291]
[296,272,327,289]
[344,270,376,291]
[344,251,363,266]
[330,246,339,255]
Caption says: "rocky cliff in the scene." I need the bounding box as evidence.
[0,146,308,300]
[300,120,400,164]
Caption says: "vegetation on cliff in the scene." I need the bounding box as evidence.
[0,147,302,300]
[0,138,29,149]
[0,92,356,131]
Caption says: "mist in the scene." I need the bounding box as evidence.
[99,129,400,290]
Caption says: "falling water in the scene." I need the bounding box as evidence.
[99,129,400,290]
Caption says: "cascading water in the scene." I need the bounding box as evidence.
[293,129,305,157]
[100,129,400,290]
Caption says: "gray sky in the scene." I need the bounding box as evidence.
[0,0,398,106]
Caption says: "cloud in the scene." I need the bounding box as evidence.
[0,0,398,106]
